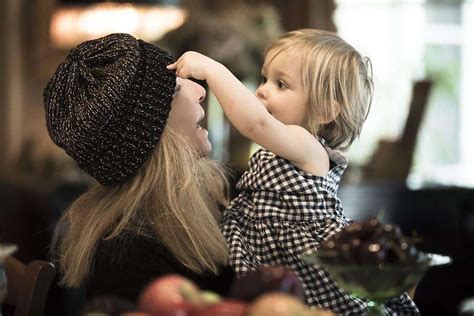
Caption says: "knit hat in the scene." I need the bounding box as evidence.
[44,33,176,185]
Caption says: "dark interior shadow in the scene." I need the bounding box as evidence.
[339,182,474,315]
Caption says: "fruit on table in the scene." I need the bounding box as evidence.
[303,309,336,316]
[320,218,420,265]
[135,272,336,316]
[247,293,308,316]
[199,291,222,305]
[190,299,249,316]
[229,265,304,302]
[137,274,206,315]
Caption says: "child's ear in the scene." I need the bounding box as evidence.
[318,101,341,124]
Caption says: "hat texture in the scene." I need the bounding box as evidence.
[44,33,176,185]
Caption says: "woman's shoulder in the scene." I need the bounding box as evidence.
[94,231,171,266]
[89,231,235,301]
[88,232,169,302]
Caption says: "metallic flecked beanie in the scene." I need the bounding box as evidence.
[44,33,176,185]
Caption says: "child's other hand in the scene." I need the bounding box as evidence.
[167,51,219,81]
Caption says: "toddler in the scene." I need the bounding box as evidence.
[168,29,419,315]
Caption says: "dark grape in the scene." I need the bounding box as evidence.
[319,217,420,265]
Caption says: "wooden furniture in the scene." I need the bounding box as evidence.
[3,256,55,316]
[363,80,433,181]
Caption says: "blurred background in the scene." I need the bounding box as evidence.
[0,0,473,314]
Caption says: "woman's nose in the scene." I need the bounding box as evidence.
[193,81,206,102]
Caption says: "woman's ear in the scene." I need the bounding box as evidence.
[318,101,341,124]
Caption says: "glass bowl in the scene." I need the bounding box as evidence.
[304,251,451,315]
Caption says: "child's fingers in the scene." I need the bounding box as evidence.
[170,62,188,79]
[167,63,186,78]
[167,58,189,79]
[176,67,191,79]
[166,62,177,70]
[166,56,194,79]
[167,55,184,70]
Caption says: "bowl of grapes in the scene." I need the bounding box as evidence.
[304,218,451,316]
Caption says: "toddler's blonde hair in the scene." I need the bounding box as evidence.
[264,29,374,150]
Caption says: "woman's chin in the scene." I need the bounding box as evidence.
[196,128,211,157]
[199,141,212,157]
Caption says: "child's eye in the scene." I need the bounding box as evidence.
[277,80,287,89]
[260,75,267,84]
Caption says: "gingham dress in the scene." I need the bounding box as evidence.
[220,145,420,315]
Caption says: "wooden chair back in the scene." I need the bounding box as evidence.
[3,256,55,316]
[363,80,433,181]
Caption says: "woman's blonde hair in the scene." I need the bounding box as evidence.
[265,29,374,150]
[51,127,230,287]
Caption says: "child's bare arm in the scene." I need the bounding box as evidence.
[167,52,320,166]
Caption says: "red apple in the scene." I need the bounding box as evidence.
[137,275,203,315]
[190,299,249,316]
[247,293,307,316]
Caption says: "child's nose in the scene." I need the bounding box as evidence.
[256,86,267,100]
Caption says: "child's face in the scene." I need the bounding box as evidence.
[256,50,309,127]
[167,78,212,157]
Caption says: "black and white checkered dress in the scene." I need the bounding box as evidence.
[220,145,420,315]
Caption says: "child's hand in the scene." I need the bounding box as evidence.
[167,51,220,81]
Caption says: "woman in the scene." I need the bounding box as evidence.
[44,33,234,302]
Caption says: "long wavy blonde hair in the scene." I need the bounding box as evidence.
[51,127,230,287]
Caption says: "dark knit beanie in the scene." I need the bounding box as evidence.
[44,33,176,186]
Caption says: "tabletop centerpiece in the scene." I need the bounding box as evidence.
[304,218,451,316]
